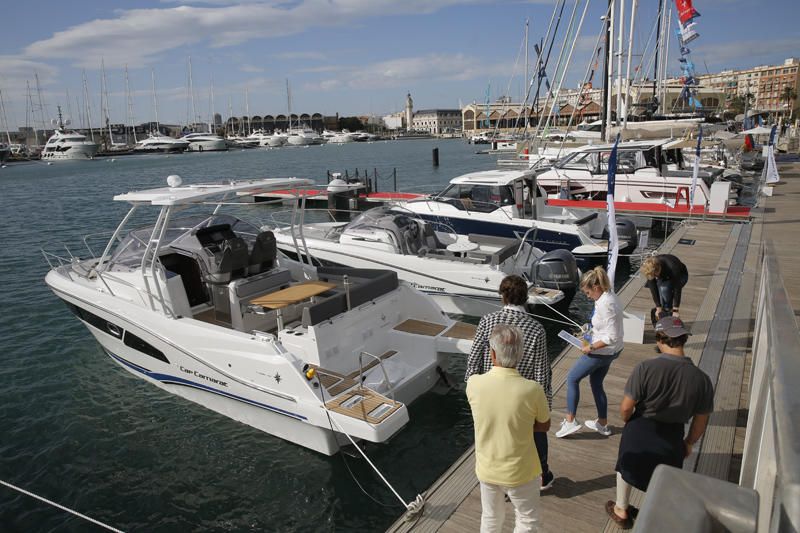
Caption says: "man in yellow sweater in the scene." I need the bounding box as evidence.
[467,324,551,532]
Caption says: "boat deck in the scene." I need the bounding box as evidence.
[386,161,800,532]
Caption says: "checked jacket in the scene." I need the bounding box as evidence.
[465,306,551,408]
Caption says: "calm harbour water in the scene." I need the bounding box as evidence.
[0,140,659,532]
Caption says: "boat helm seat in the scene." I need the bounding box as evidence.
[248,230,277,275]
[421,223,445,250]
[206,237,249,284]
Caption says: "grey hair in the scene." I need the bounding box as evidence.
[489,324,523,368]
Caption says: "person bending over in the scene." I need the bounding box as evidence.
[642,254,688,320]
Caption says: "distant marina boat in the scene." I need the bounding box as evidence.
[286,127,322,146]
[41,107,99,161]
[0,143,9,164]
[134,132,190,153]
[180,132,229,152]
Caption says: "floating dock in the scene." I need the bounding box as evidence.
[386,161,799,532]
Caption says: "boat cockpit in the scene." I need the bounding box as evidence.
[106,214,398,334]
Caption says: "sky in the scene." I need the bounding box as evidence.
[0,0,798,130]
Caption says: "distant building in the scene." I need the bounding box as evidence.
[690,57,799,114]
[411,109,462,134]
[405,93,414,132]
[382,112,404,130]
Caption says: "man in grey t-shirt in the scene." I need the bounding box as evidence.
[606,317,713,528]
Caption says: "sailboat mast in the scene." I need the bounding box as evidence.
[605,0,615,132]
[601,0,613,141]
[245,87,250,135]
[34,72,48,137]
[0,87,12,145]
[101,59,114,145]
[125,65,137,143]
[151,68,160,132]
[652,0,664,111]
[661,7,672,114]
[524,18,529,123]
[615,0,625,124]
[188,57,197,131]
[208,73,215,134]
[622,0,638,129]
[286,78,292,130]
[82,70,95,142]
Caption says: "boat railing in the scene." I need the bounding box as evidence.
[358,351,395,401]
[634,239,800,532]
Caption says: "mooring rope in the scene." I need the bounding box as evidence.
[0,479,125,533]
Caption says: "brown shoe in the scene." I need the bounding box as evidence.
[605,500,632,530]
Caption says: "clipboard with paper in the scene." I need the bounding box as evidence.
[558,330,589,349]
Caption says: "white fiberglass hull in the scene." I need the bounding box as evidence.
[272,230,564,314]
[41,143,99,160]
[185,139,228,152]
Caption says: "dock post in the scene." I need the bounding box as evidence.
[393,168,397,192]
[432,148,439,166]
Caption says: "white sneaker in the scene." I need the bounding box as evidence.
[585,419,612,436]
[555,418,581,438]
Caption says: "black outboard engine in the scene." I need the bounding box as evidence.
[599,218,638,255]
[529,249,580,308]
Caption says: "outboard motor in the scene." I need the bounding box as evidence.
[530,249,580,308]
[599,218,639,255]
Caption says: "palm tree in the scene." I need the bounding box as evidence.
[781,86,797,120]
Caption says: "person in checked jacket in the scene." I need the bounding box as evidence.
[466,274,554,491]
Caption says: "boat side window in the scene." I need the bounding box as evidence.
[561,152,597,172]
[123,331,169,364]
[63,301,123,339]
[643,148,658,169]
[599,150,636,174]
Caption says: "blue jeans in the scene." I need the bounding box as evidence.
[656,273,688,311]
[566,352,620,420]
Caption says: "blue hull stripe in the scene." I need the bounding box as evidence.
[105,350,307,421]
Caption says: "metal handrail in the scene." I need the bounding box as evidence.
[740,239,800,532]
[358,351,395,401]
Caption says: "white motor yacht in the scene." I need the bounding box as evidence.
[269,206,580,316]
[535,139,740,207]
[41,108,99,161]
[180,132,229,152]
[322,130,355,144]
[43,176,472,455]
[134,132,190,153]
[286,127,322,146]
[264,132,288,147]
[396,169,638,266]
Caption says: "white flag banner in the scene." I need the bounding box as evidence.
[689,126,702,207]
[606,135,621,286]
[765,125,780,185]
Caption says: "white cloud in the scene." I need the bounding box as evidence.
[304,53,512,91]
[23,1,488,69]
[240,64,266,73]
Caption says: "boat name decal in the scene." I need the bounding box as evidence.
[409,282,445,293]
[180,366,229,387]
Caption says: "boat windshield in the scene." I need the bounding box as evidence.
[435,183,513,212]
[108,214,259,269]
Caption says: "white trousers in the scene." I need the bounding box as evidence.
[479,477,541,533]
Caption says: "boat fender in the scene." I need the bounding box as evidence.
[302,364,316,380]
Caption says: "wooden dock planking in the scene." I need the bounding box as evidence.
[386,162,800,533]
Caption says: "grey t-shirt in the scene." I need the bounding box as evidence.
[624,355,714,424]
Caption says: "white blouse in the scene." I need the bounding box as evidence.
[590,291,624,355]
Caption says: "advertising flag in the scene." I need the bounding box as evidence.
[606,134,621,286]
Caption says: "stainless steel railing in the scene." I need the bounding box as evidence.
[740,239,800,533]
[634,239,799,533]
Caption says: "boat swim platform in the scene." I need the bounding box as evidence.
[386,162,800,533]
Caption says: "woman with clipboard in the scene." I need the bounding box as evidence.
[555,266,624,438]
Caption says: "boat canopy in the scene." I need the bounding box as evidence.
[114,177,313,206]
[449,169,536,186]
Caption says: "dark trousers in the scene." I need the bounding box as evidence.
[534,430,549,476]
